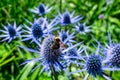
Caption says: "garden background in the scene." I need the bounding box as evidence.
[0,0,120,80]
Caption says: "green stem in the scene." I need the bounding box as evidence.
[69,64,74,80]
[50,64,58,80]
[110,71,113,78]
[60,0,62,13]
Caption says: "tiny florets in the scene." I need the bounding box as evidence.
[41,36,62,63]
[32,23,43,38]
[108,44,120,67]
[86,54,102,77]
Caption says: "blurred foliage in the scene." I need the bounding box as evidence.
[0,0,120,80]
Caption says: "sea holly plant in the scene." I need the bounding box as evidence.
[20,35,82,80]
[69,44,120,80]
[0,1,120,80]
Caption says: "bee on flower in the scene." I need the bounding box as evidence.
[20,35,82,79]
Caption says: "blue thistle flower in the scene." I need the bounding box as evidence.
[22,17,58,46]
[101,33,120,68]
[57,9,82,25]
[86,54,102,77]
[58,30,75,43]
[74,23,91,34]
[63,43,83,67]
[69,45,117,80]
[108,44,120,67]
[30,3,52,16]
[0,22,22,43]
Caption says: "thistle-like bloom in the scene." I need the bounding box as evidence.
[30,3,52,16]
[86,54,102,77]
[101,33,120,68]
[0,22,21,43]
[58,30,75,44]
[74,23,91,34]
[63,43,83,67]
[57,9,82,25]
[20,36,81,76]
[69,45,120,80]
[22,17,58,46]
[108,44,120,67]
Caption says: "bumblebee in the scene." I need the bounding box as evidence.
[51,37,67,50]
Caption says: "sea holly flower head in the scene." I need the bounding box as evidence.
[108,44,120,67]
[99,32,120,68]
[30,3,52,16]
[75,23,91,34]
[57,9,83,25]
[31,23,43,39]
[86,54,102,77]
[22,17,58,46]
[0,22,22,43]
[58,30,75,44]
[63,43,83,67]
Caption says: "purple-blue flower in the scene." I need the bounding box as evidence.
[22,17,58,46]
[74,23,91,34]
[30,3,52,16]
[63,43,83,67]
[101,33,120,68]
[58,30,75,44]
[57,9,82,25]
[0,22,22,43]
[69,45,119,80]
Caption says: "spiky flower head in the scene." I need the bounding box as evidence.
[31,23,43,39]
[57,9,82,25]
[30,3,52,16]
[22,17,58,46]
[75,23,91,34]
[106,44,120,67]
[99,32,120,68]
[41,36,62,64]
[58,30,75,44]
[0,22,21,43]
[86,54,102,77]
[64,43,83,67]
